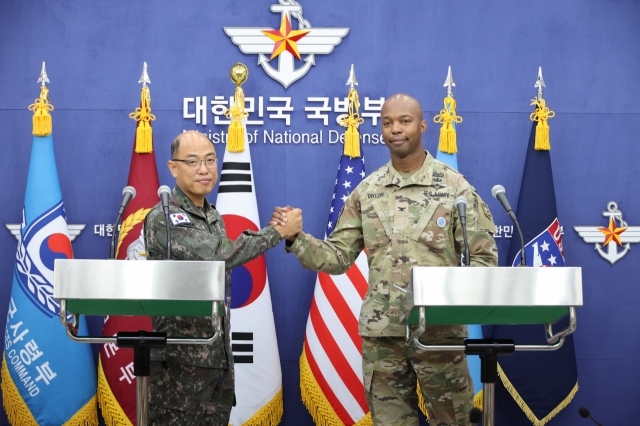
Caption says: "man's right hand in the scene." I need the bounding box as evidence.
[272,206,302,242]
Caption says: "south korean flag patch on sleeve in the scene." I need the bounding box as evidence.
[169,212,191,226]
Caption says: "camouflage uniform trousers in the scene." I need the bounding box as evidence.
[149,361,234,426]
[362,335,473,426]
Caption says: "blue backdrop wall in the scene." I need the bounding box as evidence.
[0,0,639,424]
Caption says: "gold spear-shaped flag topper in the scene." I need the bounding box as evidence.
[433,66,462,154]
[530,66,555,150]
[129,62,156,153]
[28,62,54,136]
[224,63,249,152]
[340,64,364,158]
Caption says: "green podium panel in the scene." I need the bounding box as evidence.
[66,299,215,317]
[54,259,225,317]
[407,266,583,325]
[407,305,570,325]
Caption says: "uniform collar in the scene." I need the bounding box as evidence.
[171,185,213,220]
[383,150,434,188]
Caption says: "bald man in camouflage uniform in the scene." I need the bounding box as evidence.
[144,131,301,425]
[273,95,497,425]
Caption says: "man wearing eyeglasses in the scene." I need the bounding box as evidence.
[143,130,301,425]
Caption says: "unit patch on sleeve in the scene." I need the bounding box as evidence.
[169,212,192,226]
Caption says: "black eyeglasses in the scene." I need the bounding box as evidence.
[172,158,218,170]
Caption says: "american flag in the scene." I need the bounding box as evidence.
[300,150,371,425]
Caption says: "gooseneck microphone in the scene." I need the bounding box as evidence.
[454,196,470,266]
[578,407,603,426]
[157,186,172,260]
[491,185,527,266]
[110,186,137,259]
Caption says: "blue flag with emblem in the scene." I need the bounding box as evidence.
[485,121,578,425]
[435,129,484,410]
[1,82,97,426]
[433,75,484,409]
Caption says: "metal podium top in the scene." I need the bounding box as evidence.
[409,266,582,325]
[412,267,582,307]
[54,259,225,301]
[53,259,225,317]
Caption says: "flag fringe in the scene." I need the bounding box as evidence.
[241,386,283,426]
[97,356,133,426]
[473,389,483,410]
[1,355,38,426]
[62,395,99,426]
[300,347,372,426]
[2,354,98,426]
[497,363,578,426]
[416,381,430,421]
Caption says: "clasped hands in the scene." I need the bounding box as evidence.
[271,206,301,242]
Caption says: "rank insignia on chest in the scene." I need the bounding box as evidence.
[169,212,192,226]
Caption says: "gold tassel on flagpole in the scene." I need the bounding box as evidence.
[225,85,248,153]
[28,86,54,137]
[224,63,249,153]
[530,98,555,151]
[433,96,462,154]
[129,86,156,153]
[340,88,364,158]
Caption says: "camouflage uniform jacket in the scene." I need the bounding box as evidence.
[144,185,281,368]
[287,151,498,337]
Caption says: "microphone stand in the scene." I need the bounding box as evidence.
[513,217,526,266]
[110,211,123,259]
[164,211,171,260]
[461,216,470,266]
[158,186,172,260]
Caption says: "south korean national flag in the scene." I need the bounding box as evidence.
[169,212,191,225]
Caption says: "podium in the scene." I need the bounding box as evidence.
[53,259,226,426]
[407,266,582,426]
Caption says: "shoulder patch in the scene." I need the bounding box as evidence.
[481,202,493,220]
[169,212,191,226]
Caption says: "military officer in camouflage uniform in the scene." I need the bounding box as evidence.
[144,130,301,425]
[272,94,498,425]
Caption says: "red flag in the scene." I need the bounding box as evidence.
[97,89,159,425]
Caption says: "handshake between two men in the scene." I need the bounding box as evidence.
[271,206,301,242]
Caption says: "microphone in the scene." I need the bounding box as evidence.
[118,186,136,215]
[491,185,515,221]
[157,186,172,260]
[578,407,603,426]
[469,407,481,425]
[110,186,137,259]
[454,196,470,266]
[491,185,527,266]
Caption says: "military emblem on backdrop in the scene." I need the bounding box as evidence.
[225,0,349,88]
[574,201,640,265]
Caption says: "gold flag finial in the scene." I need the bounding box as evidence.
[529,67,555,150]
[339,64,364,158]
[225,63,249,152]
[433,66,462,154]
[129,62,156,153]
